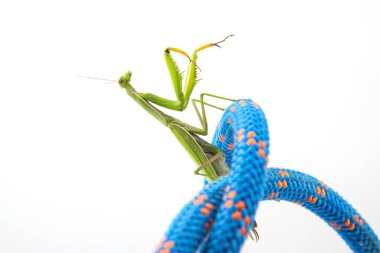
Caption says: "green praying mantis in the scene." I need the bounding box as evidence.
[81,35,259,240]
[118,36,237,183]
[83,35,236,182]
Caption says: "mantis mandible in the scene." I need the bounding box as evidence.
[116,35,236,183]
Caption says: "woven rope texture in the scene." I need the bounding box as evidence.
[154,99,379,253]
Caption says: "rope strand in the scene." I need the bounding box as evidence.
[154,99,379,253]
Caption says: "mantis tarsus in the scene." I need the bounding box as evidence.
[117,35,236,183]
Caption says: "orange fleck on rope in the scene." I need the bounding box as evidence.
[258,140,266,148]
[205,203,214,210]
[232,211,242,220]
[244,216,251,225]
[201,208,210,216]
[163,241,175,249]
[344,220,351,227]
[228,190,237,199]
[193,199,203,205]
[246,139,255,146]
[225,199,233,209]
[330,221,342,230]
[258,149,266,158]
[252,102,260,108]
[240,227,247,236]
[247,131,256,138]
[235,201,246,210]
[239,100,247,106]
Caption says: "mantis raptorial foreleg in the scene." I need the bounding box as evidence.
[137,48,190,110]
[138,35,234,111]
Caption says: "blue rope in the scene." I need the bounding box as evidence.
[154,99,379,253]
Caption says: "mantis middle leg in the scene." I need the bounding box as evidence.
[180,93,236,136]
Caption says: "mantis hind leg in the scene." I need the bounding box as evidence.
[193,152,223,176]
[192,134,230,180]
[187,93,237,136]
[193,151,230,180]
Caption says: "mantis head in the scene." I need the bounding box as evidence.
[118,71,132,89]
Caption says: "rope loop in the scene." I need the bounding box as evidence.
[154,99,379,253]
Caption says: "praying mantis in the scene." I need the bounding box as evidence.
[117,35,236,183]
[81,35,259,240]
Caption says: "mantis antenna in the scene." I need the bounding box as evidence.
[78,76,117,83]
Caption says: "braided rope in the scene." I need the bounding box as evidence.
[154,99,379,253]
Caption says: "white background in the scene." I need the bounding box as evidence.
[0,0,379,252]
